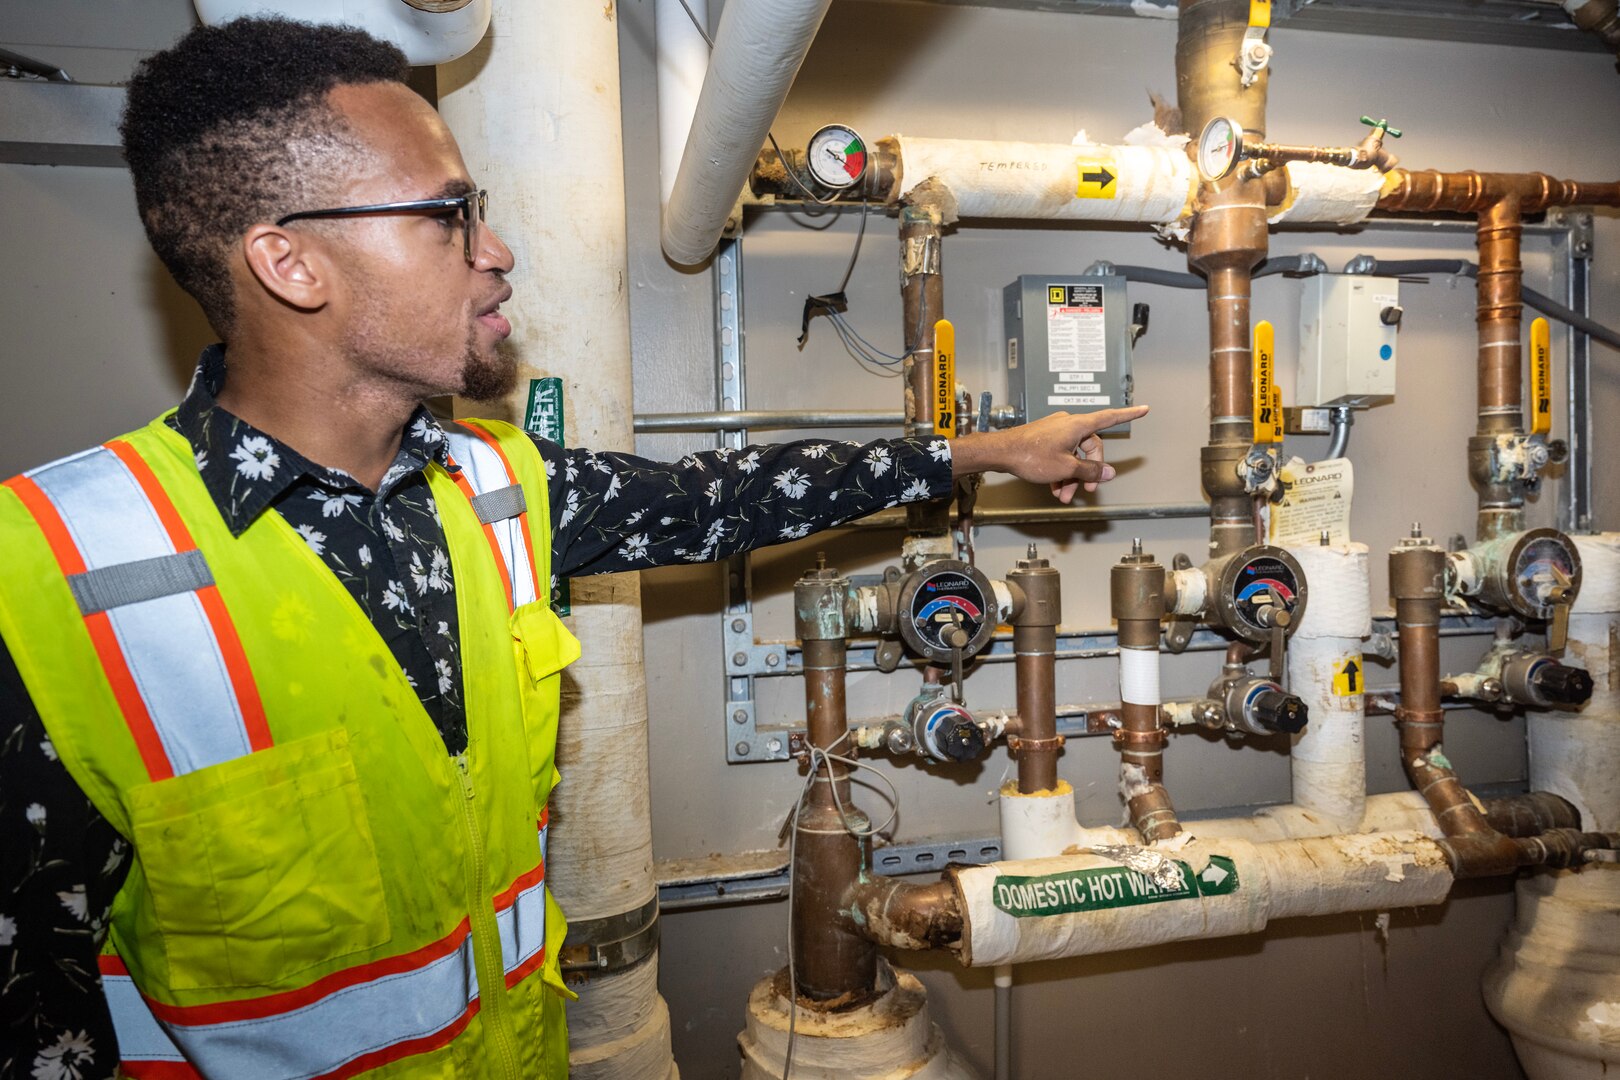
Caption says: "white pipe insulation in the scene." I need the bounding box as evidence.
[655,0,709,211]
[1285,543,1372,830]
[661,0,834,265]
[952,833,1454,968]
[191,0,492,64]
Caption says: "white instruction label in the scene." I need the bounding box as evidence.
[1048,395,1110,406]
[1046,284,1107,373]
[1056,375,1100,389]
[1007,337,1019,370]
[1269,457,1354,546]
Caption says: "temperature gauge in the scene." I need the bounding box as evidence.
[1213,546,1308,642]
[806,123,868,190]
[896,560,997,662]
[1197,116,1245,183]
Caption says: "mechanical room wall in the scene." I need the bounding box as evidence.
[618,3,1620,1077]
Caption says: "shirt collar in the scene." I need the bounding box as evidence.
[169,344,454,536]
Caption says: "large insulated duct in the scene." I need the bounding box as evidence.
[661,0,833,265]
[192,0,491,64]
[1486,533,1620,1079]
[438,8,676,1079]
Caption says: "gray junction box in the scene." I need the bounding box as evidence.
[1003,275,1134,434]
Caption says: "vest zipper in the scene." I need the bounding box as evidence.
[455,755,521,1080]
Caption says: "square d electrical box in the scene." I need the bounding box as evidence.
[1003,275,1134,433]
[1297,274,1400,407]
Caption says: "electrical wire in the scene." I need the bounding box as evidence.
[781,732,901,1079]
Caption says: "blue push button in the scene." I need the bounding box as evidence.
[1379,344,1393,361]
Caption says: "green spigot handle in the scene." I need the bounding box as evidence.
[1360,115,1403,139]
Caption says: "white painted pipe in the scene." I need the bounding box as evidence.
[655,0,709,211]
[952,832,1453,967]
[661,0,833,265]
[191,0,492,65]
[438,7,674,1077]
[1285,542,1372,830]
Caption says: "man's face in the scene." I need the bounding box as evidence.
[312,82,516,402]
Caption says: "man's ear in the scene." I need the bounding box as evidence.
[241,224,329,313]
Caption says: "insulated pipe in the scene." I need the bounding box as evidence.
[1112,543,1180,840]
[661,0,833,265]
[438,12,675,1077]
[1008,549,1062,794]
[193,0,491,64]
[655,0,708,211]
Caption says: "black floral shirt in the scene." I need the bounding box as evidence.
[0,346,952,1077]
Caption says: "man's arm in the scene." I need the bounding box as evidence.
[1,637,127,1080]
[533,405,1147,579]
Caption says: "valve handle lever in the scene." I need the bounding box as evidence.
[1360,115,1403,139]
[945,614,970,703]
[1547,565,1573,654]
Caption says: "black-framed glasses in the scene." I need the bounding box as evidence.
[275,189,488,264]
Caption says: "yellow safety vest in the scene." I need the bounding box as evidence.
[0,414,579,1078]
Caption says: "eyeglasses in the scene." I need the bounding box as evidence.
[275,189,489,264]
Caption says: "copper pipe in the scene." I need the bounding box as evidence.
[1375,170,1620,216]
[1008,553,1062,793]
[841,876,962,952]
[1476,196,1524,433]
[899,200,945,432]
[1481,792,1582,837]
[1176,0,1267,139]
[1112,546,1180,840]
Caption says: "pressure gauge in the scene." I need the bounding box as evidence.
[806,123,868,190]
[896,560,997,662]
[1196,116,1245,183]
[1212,546,1308,643]
[1476,528,1583,621]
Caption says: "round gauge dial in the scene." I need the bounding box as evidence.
[1507,531,1581,620]
[896,561,997,662]
[806,123,868,190]
[1196,116,1244,183]
[1216,546,1308,642]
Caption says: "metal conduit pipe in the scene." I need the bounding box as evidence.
[660,0,834,265]
[842,501,1211,530]
[633,409,905,432]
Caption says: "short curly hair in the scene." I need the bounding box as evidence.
[120,18,410,334]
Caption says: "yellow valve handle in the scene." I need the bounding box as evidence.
[1253,320,1280,444]
[933,318,957,439]
[1530,317,1552,437]
[1250,0,1272,28]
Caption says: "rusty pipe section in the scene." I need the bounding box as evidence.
[1112,542,1181,841]
[1007,549,1063,793]
[1389,537,1617,877]
[841,875,963,952]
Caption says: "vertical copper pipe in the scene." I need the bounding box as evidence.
[1475,197,1525,432]
[1008,552,1062,792]
[900,197,951,540]
[1112,547,1180,840]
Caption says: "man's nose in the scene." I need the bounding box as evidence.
[476,221,515,274]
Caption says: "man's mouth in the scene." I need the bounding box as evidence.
[476,287,513,338]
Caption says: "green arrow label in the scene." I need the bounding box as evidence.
[522,377,570,616]
[992,855,1240,918]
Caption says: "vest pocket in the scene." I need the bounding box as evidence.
[509,601,580,809]
[126,728,392,992]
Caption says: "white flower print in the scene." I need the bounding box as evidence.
[435,657,454,695]
[25,803,45,830]
[39,736,57,762]
[589,454,613,475]
[705,478,724,506]
[194,449,208,472]
[437,620,452,637]
[773,468,809,500]
[379,462,410,491]
[866,446,892,478]
[409,415,444,444]
[0,914,15,947]
[565,460,579,483]
[230,434,280,482]
[308,490,363,519]
[30,1029,96,1080]
[626,509,646,525]
[660,516,675,526]
[295,524,327,555]
[779,522,812,540]
[544,457,556,479]
[57,886,88,924]
[559,489,581,529]
[103,838,127,876]
[381,516,405,543]
[358,544,373,568]
[737,450,762,474]
[927,439,951,462]
[410,552,431,595]
[604,474,622,501]
[799,443,831,459]
[900,478,933,502]
[617,533,650,561]
[382,580,411,612]
[428,548,451,592]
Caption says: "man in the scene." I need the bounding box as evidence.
[0,17,1145,1079]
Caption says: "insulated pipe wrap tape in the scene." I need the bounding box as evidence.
[892,136,1194,223]
[1572,533,1620,614]
[1268,162,1385,226]
[1285,543,1371,639]
[1119,646,1161,706]
[999,782,1084,861]
[950,833,1452,967]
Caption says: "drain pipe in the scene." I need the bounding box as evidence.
[661,0,833,265]
[438,9,675,1077]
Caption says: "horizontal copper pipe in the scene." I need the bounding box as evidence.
[1482,792,1582,837]
[842,876,962,951]
[1376,170,1620,215]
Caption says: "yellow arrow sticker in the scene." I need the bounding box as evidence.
[1333,656,1363,696]
[1253,320,1279,444]
[933,319,957,439]
[1075,157,1118,200]
[1250,0,1272,28]
[1530,317,1552,437]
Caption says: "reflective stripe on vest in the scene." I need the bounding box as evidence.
[2,441,269,781]
[443,423,542,609]
[6,435,553,1077]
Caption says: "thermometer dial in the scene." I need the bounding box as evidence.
[1197,116,1245,183]
[806,123,868,190]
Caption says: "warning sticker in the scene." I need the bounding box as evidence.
[1269,457,1353,547]
[993,855,1240,918]
[1046,284,1107,374]
[1333,657,1364,696]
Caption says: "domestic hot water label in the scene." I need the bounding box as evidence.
[992,855,1239,917]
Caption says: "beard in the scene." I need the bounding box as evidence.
[460,332,518,403]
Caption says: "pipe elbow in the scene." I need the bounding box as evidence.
[843,875,963,952]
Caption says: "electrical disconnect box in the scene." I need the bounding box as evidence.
[1297,274,1400,408]
[1003,275,1134,433]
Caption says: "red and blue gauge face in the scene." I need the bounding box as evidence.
[908,571,989,653]
[1512,536,1577,617]
[1230,556,1301,633]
